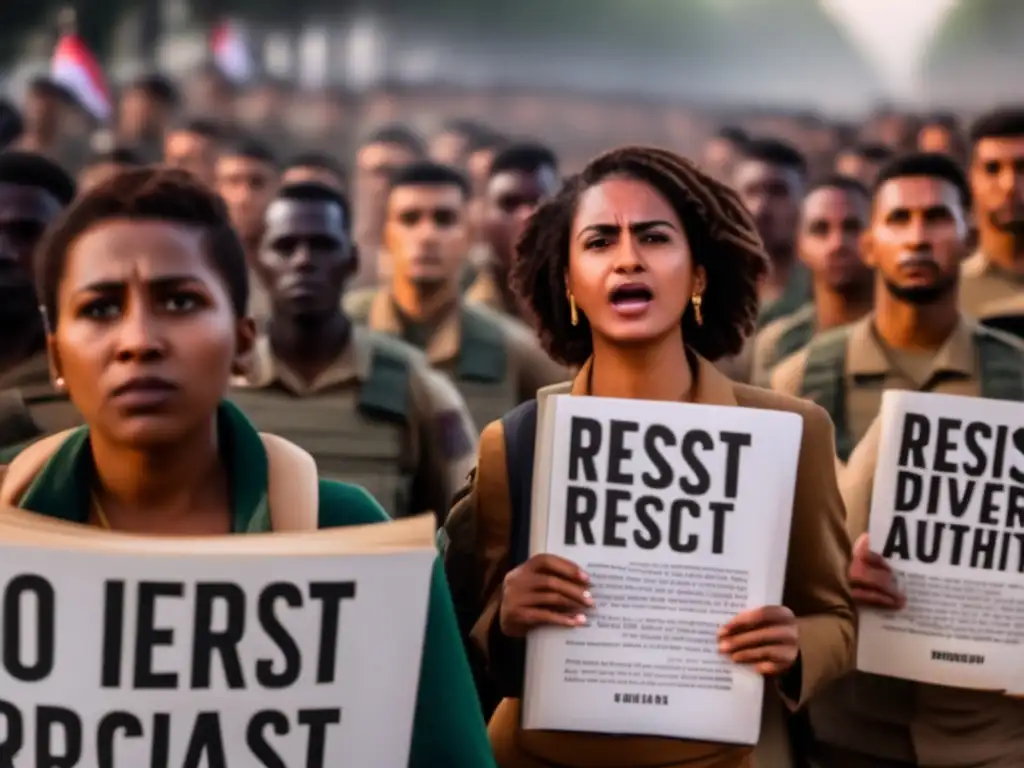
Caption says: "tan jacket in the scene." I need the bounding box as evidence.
[959,251,1024,323]
[445,355,855,768]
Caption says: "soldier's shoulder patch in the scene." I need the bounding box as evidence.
[436,409,473,460]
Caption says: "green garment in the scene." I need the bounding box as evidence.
[13,400,496,768]
[757,261,813,331]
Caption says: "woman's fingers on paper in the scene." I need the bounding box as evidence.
[531,554,589,584]
[526,589,592,612]
[527,573,594,607]
[719,605,795,637]
[854,534,890,570]
[728,642,797,670]
[719,624,796,655]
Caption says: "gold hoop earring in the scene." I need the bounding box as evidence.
[692,294,703,326]
[54,377,65,390]
[568,291,579,326]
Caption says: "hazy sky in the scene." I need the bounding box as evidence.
[821,0,961,98]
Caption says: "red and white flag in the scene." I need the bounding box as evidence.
[50,33,111,122]
[211,20,254,84]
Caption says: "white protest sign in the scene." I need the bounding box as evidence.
[523,395,803,744]
[0,540,434,767]
[858,390,1024,692]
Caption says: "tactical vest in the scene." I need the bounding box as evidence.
[0,381,83,456]
[800,325,1024,462]
[761,305,816,380]
[450,306,518,429]
[229,334,414,519]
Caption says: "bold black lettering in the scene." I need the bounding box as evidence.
[897,413,931,469]
[36,706,82,768]
[718,432,751,499]
[151,713,170,768]
[310,582,356,685]
[602,489,631,547]
[668,500,700,553]
[914,521,944,564]
[298,708,342,768]
[568,417,602,482]
[2,575,55,682]
[101,581,125,688]
[607,421,638,484]
[564,486,597,546]
[934,418,961,473]
[709,501,734,554]
[994,425,1010,479]
[1010,428,1024,484]
[641,426,675,489]
[948,523,971,566]
[1008,487,1024,529]
[882,517,911,560]
[182,712,227,768]
[925,474,941,517]
[979,483,1003,527]
[963,422,991,477]
[947,478,976,519]
[633,496,662,550]
[0,699,23,768]
[969,527,997,569]
[246,710,288,768]
[97,711,142,768]
[192,583,246,690]
[256,584,303,689]
[134,582,184,689]
[679,431,713,495]
[894,471,923,512]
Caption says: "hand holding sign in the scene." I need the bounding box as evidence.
[850,533,905,609]
[500,554,593,637]
[717,605,799,675]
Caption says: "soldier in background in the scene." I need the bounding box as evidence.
[749,176,873,385]
[701,125,750,183]
[771,154,1024,465]
[734,138,812,330]
[917,111,967,163]
[959,108,1024,336]
[351,124,426,290]
[164,118,223,189]
[215,136,280,327]
[0,152,81,455]
[231,182,477,526]
[806,154,1024,768]
[465,143,561,322]
[115,73,180,164]
[346,162,567,428]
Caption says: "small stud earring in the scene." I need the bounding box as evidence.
[691,294,704,326]
[54,377,65,390]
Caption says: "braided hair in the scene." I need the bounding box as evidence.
[513,146,769,365]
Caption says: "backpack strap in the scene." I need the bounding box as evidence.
[974,327,1024,402]
[357,336,412,421]
[457,306,507,383]
[261,433,320,531]
[0,428,320,532]
[800,326,856,462]
[502,399,539,569]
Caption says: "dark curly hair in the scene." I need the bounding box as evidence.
[512,146,768,364]
[35,167,248,326]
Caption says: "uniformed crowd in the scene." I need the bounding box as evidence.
[1,69,1024,768]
